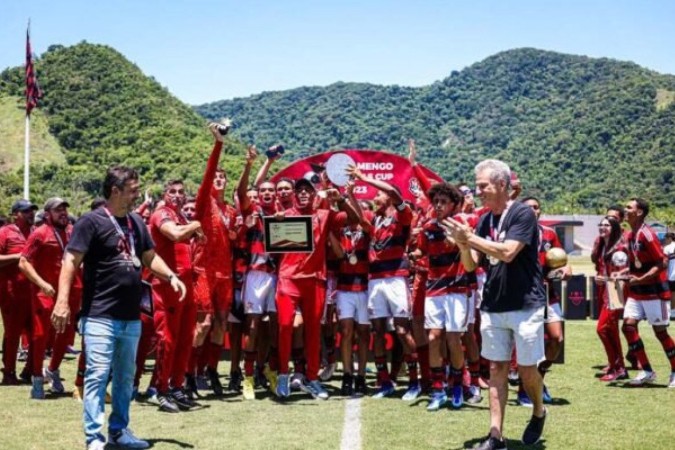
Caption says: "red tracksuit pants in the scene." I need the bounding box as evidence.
[1,281,33,375]
[596,285,624,370]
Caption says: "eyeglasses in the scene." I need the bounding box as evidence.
[460,189,473,196]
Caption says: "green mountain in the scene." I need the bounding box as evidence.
[0,42,247,215]
[196,48,675,220]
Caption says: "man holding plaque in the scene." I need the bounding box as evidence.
[621,198,675,388]
[443,160,547,449]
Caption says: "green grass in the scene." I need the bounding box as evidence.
[1,320,674,450]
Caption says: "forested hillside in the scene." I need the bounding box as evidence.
[197,48,675,219]
[0,42,248,215]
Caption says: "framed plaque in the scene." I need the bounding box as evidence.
[607,279,626,310]
[140,280,153,317]
[263,216,314,253]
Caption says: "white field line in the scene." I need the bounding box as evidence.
[340,397,362,450]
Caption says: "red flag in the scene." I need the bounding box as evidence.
[25,26,42,116]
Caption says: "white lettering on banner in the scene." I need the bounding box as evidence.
[356,162,394,171]
[353,186,368,194]
[374,173,394,181]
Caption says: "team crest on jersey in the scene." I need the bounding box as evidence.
[409,177,421,198]
[544,242,552,251]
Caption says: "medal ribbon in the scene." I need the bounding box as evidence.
[103,207,137,261]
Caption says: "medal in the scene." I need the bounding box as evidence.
[348,254,358,265]
[488,256,499,266]
[634,259,642,269]
[132,256,142,269]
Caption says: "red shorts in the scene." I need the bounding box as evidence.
[194,273,233,314]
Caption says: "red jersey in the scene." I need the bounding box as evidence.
[626,224,671,301]
[538,224,563,304]
[149,206,193,277]
[417,218,471,296]
[277,208,346,294]
[0,224,32,284]
[241,204,277,274]
[22,223,82,289]
[232,220,249,289]
[337,224,370,292]
[368,204,413,280]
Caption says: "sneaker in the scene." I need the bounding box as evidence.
[341,373,354,397]
[263,366,278,394]
[522,408,547,445]
[242,376,255,400]
[185,373,199,399]
[19,368,31,384]
[195,374,209,391]
[44,367,65,394]
[73,385,84,402]
[668,372,675,389]
[628,370,657,387]
[426,390,447,411]
[402,382,422,401]
[276,374,290,398]
[157,393,180,413]
[474,434,507,450]
[207,367,224,396]
[290,372,306,391]
[1,370,19,385]
[354,375,367,396]
[66,345,80,355]
[542,384,552,404]
[227,370,242,393]
[305,380,329,400]
[451,384,463,408]
[31,376,45,399]
[319,362,337,381]
[517,390,533,407]
[145,386,158,399]
[170,388,196,410]
[108,428,149,449]
[372,382,395,399]
[466,384,483,404]
[17,348,28,362]
[254,368,269,390]
[86,439,106,450]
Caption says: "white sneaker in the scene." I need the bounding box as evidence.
[319,362,337,381]
[44,367,65,394]
[86,440,106,450]
[628,370,656,387]
[108,428,149,449]
[668,372,675,389]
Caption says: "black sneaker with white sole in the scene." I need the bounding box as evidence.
[157,393,180,413]
[522,408,547,445]
[474,434,507,450]
[171,388,198,410]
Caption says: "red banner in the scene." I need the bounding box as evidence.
[270,149,443,203]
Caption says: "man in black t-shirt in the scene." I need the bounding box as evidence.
[443,160,546,450]
[51,166,186,450]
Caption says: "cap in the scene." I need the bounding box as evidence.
[11,199,38,214]
[294,177,316,192]
[43,197,70,211]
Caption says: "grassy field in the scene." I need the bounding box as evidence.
[1,320,674,450]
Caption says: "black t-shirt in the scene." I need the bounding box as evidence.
[476,201,545,313]
[67,208,154,321]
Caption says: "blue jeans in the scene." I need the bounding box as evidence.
[80,317,141,444]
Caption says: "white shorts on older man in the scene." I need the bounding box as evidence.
[480,306,546,366]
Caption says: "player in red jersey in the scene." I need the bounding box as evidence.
[621,198,675,388]
[273,177,357,400]
[19,198,82,398]
[412,183,476,410]
[0,199,37,385]
[347,165,420,400]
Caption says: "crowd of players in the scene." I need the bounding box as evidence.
[1,123,673,420]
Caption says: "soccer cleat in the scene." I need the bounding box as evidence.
[341,373,354,397]
[86,439,106,450]
[31,376,45,399]
[264,366,278,394]
[242,376,256,400]
[319,362,337,381]
[227,370,243,393]
[474,434,507,450]
[628,370,656,387]
[372,382,395,399]
[207,367,224,396]
[599,369,625,382]
[73,385,84,402]
[145,386,158,399]
[426,391,448,411]
[108,428,149,449]
[276,374,290,398]
[354,375,367,396]
[170,388,196,410]
[157,393,180,413]
[305,380,329,400]
[466,384,483,404]
[668,372,675,389]
[542,384,552,404]
[44,367,65,394]
[402,382,422,401]
[517,390,533,408]
[17,348,28,362]
[66,345,80,355]
[522,408,547,445]
[451,384,464,408]
[290,372,306,391]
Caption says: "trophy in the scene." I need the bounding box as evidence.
[325,153,356,187]
[216,118,232,136]
[545,247,568,280]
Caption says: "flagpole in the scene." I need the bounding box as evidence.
[24,114,30,200]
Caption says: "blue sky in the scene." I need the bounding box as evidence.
[2,0,674,105]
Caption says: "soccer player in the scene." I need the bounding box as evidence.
[347,165,420,400]
[0,199,37,386]
[19,198,82,398]
[621,198,675,388]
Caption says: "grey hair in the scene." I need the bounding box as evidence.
[475,159,511,187]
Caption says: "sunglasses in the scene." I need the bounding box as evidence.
[460,189,473,196]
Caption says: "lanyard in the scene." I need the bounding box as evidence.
[103,207,136,259]
[629,224,646,265]
[490,201,513,242]
[51,226,68,251]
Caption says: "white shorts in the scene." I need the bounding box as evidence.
[228,289,243,324]
[336,291,370,325]
[424,292,470,332]
[467,291,476,325]
[545,302,564,324]
[367,277,411,320]
[243,270,277,315]
[480,307,546,366]
[623,298,671,326]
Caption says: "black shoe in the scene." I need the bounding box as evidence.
[206,367,224,396]
[354,375,367,396]
[185,373,199,399]
[171,388,197,410]
[254,368,269,390]
[19,368,31,384]
[157,393,180,413]
[227,370,242,393]
[341,373,354,396]
[522,409,547,445]
[474,434,507,450]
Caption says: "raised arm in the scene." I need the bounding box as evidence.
[253,145,283,187]
[195,123,226,220]
[347,165,403,206]
[237,145,258,213]
[408,139,433,195]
